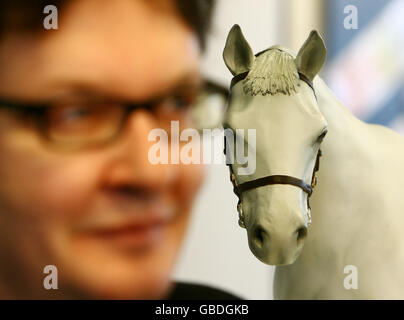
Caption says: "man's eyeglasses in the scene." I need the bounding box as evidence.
[0,80,228,151]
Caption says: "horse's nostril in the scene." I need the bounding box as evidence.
[295,226,308,245]
[253,226,266,249]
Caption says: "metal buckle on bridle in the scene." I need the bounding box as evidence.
[225,67,321,228]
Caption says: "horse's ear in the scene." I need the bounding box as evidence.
[295,30,326,81]
[223,24,254,76]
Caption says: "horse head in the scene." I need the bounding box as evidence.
[223,25,328,265]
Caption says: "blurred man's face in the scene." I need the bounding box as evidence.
[0,0,204,299]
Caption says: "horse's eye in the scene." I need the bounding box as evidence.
[317,130,328,142]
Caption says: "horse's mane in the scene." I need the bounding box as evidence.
[243,47,299,96]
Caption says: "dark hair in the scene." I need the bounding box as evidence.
[0,0,215,50]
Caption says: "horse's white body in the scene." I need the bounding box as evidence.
[274,77,404,299]
[222,25,404,299]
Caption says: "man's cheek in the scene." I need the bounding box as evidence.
[31,163,102,221]
[2,154,103,222]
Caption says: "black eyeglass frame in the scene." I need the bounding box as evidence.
[0,80,229,151]
[0,98,162,150]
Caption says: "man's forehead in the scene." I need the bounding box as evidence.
[0,0,201,101]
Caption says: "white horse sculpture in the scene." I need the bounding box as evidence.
[222,24,404,299]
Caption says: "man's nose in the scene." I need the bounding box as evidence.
[105,109,178,190]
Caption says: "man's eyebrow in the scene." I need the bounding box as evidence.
[0,72,203,107]
[160,72,203,96]
[54,71,203,102]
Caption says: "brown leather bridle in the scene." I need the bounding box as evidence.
[225,66,322,228]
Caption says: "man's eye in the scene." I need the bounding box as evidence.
[52,105,95,124]
[46,103,104,135]
[170,94,197,109]
[157,93,197,113]
[63,107,91,120]
[171,95,190,109]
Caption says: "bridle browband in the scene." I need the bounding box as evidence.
[230,70,317,99]
[225,63,322,228]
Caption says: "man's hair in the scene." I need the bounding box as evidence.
[0,0,215,50]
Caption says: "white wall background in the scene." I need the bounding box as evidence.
[173,0,323,300]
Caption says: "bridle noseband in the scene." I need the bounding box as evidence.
[225,68,322,228]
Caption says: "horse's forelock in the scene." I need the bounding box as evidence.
[243,48,299,96]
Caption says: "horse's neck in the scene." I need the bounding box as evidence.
[311,76,369,201]
[314,77,361,131]
[314,77,365,150]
